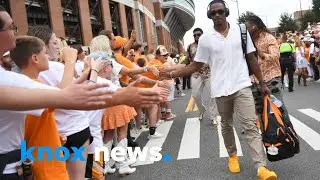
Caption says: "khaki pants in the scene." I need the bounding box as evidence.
[191,76,219,119]
[216,87,266,169]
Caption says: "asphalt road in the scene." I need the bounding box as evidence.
[107,80,320,180]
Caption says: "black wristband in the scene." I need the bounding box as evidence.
[91,69,99,73]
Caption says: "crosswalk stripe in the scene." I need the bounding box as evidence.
[290,115,320,150]
[217,124,243,157]
[177,118,200,160]
[130,127,148,140]
[298,109,320,122]
[132,121,173,166]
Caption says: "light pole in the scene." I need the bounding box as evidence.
[230,0,240,19]
[299,0,303,20]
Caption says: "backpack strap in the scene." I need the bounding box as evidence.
[239,23,247,57]
[239,23,254,75]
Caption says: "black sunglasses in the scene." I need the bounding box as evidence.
[210,9,225,16]
[193,33,202,37]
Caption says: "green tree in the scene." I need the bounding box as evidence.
[300,11,316,31]
[237,11,256,23]
[278,13,298,33]
[312,0,320,22]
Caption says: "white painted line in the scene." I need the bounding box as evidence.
[217,124,243,157]
[177,118,200,160]
[290,115,320,150]
[298,109,320,122]
[132,121,173,166]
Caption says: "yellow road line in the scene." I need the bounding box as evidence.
[193,104,198,111]
[185,96,194,112]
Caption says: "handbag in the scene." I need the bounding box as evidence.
[261,96,300,162]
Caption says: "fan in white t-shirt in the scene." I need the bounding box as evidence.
[0,67,57,174]
[82,52,122,178]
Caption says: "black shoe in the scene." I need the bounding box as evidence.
[289,89,294,92]
[128,139,139,147]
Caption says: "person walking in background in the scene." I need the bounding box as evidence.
[170,53,186,98]
[245,16,294,141]
[295,40,309,86]
[188,27,220,124]
[309,38,320,82]
[279,34,296,92]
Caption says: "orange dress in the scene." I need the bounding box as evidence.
[24,109,69,180]
[101,53,137,130]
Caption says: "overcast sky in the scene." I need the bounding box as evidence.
[183,0,313,48]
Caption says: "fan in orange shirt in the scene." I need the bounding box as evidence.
[113,36,159,86]
[11,36,69,180]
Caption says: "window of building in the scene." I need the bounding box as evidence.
[109,1,121,36]
[61,0,82,45]
[0,0,11,14]
[89,0,103,38]
[138,10,145,42]
[125,6,133,38]
[26,0,50,27]
[153,23,158,47]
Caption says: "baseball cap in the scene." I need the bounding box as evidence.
[114,36,128,49]
[156,45,169,56]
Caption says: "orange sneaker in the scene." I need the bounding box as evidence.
[257,166,277,180]
[228,155,240,173]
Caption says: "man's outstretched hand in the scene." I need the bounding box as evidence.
[159,67,173,80]
[61,82,114,110]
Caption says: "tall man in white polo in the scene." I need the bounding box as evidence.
[160,0,277,179]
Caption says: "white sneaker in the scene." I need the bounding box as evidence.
[212,116,221,125]
[118,165,136,176]
[181,93,186,97]
[148,132,164,139]
[315,79,320,83]
[104,165,116,174]
[134,126,148,134]
[166,113,176,120]
[156,120,164,127]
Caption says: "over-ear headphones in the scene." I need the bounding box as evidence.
[207,0,230,19]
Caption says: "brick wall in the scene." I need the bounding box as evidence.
[101,0,112,31]
[78,0,92,46]
[140,0,155,15]
[47,0,65,38]
[119,3,128,38]
[9,0,28,36]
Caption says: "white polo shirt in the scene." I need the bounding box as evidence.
[0,67,57,174]
[194,22,256,98]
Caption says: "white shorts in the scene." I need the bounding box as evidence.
[167,84,175,102]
